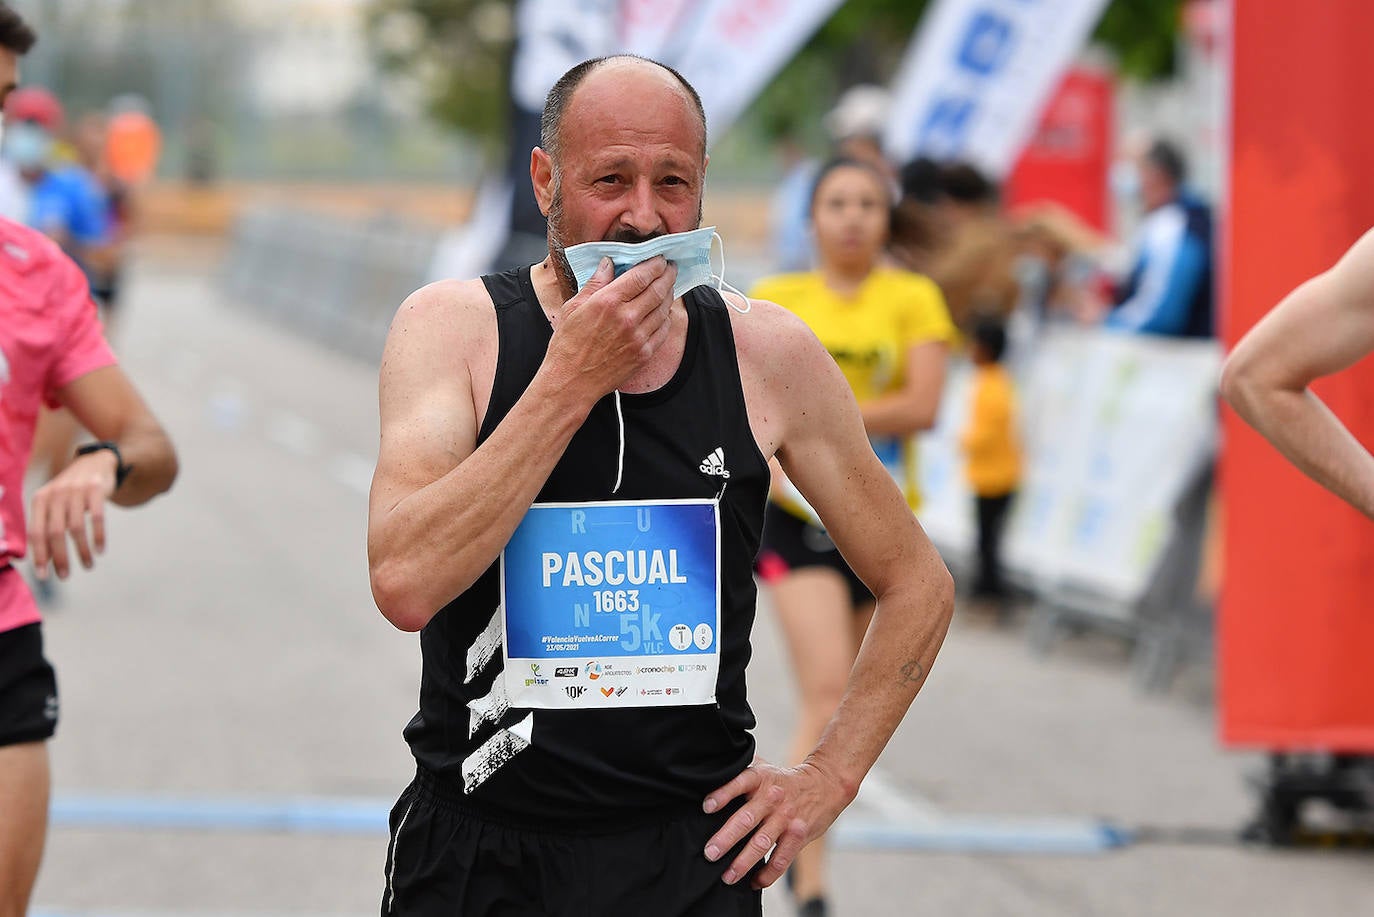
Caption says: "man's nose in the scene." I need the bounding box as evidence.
[621,179,663,235]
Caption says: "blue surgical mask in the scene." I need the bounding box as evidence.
[563,225,750,314]
[3,121,52,170]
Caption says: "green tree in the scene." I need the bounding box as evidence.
[366,0,513,154]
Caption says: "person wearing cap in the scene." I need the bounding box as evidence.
[1103,137,1214,338]
[5,87,123,508]
[3,84,113,280]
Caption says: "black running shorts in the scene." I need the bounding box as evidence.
[755,501,874,608]
[382,770,763,917]
[0,622,58,747]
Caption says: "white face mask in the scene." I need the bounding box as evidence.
[563,225,750,314]
[3,120,52,170]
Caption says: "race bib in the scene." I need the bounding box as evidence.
[501,499,720,709]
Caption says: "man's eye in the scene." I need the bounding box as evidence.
[662,176,686,186]
[597,175,621,185]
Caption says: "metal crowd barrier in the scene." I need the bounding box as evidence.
[221,206,441,362]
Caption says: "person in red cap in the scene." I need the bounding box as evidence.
[3,84,114,279]
[3,84,125,539]
[0,7,178,913]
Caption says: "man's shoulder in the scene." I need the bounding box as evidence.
[728,294,830,373]
[393,277,495,327]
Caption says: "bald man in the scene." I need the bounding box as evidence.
[367,56,953,916]
[1221,228,1374,520]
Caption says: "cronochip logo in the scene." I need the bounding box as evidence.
[636,664,677,675]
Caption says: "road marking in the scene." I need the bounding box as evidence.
[831,815,1130,854]
[49,792,1131,854]
[855,766,944,825]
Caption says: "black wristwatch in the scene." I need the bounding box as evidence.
[75,441,133,489]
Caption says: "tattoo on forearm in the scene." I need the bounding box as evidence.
[900,659,924,688]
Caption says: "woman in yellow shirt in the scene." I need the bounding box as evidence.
[750,157,954,917]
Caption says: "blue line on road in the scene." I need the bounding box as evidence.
[832,817,1131,854]
[51,794,391,835]
[52,794,1131,853]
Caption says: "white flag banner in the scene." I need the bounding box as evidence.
[670,0,845,142]
[884,0,1109,176]
[617,0,702,59]
[511,0,621,111]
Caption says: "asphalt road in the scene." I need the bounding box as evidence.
[27,245,1374,916]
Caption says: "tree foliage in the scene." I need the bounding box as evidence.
[366,0,1184,147]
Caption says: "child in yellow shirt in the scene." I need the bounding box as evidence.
[960,320,1022,599]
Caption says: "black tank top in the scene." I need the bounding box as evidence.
[403,266,769,824]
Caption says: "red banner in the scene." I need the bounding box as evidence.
[1222,0,1374,750]
[1003,66,1113,233]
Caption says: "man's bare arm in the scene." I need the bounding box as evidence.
[703,305,954,888]
[1221,229,1374,519]
[30,365,178,579]
[367,258,677,632]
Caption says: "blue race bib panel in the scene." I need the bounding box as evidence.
[501,499,721,709]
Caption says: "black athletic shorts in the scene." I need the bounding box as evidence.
[382,770,763,917]
[755,501,874,608]
[0,622,59,747]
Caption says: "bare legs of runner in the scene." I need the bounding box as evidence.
[0,741,49,917]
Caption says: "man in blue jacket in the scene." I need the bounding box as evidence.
[1106,138,1214,338]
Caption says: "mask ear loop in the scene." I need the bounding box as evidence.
[710,231,751,314]
[611,390,625,495]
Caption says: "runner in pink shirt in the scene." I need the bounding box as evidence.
[0,6,178,910]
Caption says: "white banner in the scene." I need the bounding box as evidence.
[512,0,848,151]
[510,0,620,111]
[668,0,845,142]
[884,0,1109,176]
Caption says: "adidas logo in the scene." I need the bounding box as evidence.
[698,447,730,479]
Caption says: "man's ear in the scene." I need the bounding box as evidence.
[531,147,555,216]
